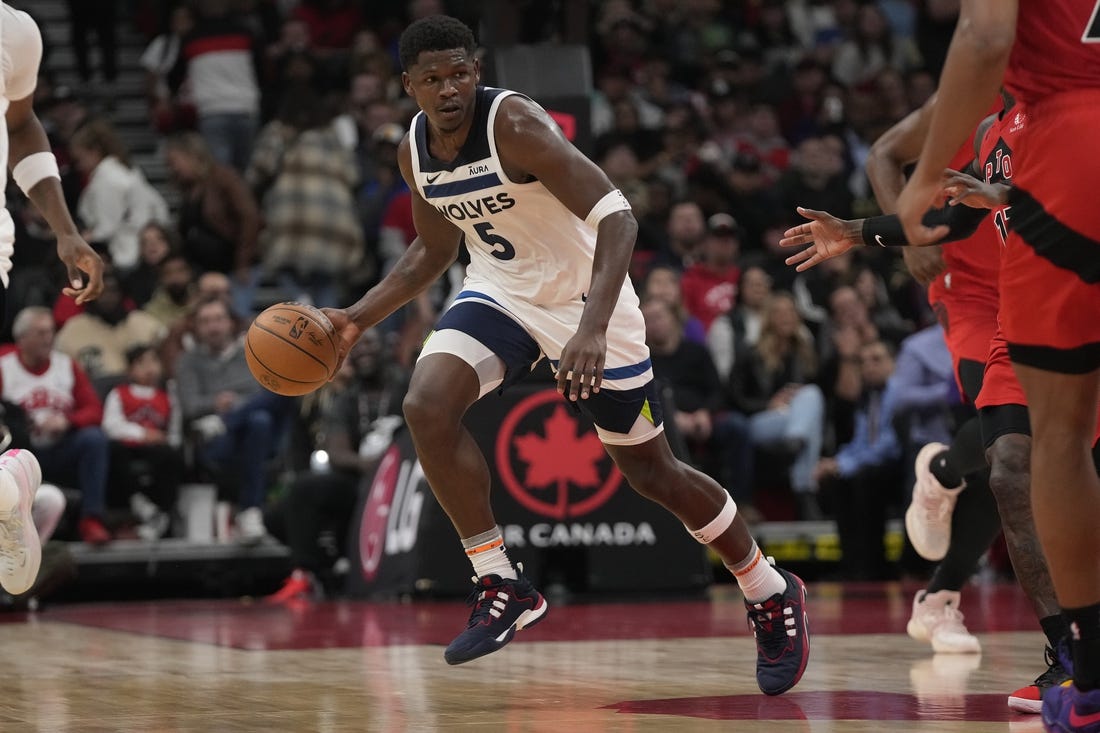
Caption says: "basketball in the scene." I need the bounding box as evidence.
[245,302,339,396]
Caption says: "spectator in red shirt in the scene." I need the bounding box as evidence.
[0,307,111,545]
[680,213,743,333]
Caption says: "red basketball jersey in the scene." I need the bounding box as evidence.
[977,104,1026,246]
[1007,0,1100,103]
[927,113,1002,306]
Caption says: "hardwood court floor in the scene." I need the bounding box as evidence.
[0,582,1055,732]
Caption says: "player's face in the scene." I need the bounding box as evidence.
[403,49,480,133]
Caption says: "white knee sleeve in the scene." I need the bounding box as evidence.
[686,493,737,544]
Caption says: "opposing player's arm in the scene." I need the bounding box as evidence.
[495,96,636,332]
[780,203,991,272]
[899,0,1017,244]
[344,135,461,332]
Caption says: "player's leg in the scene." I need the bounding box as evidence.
[907,468,999,654]
[906,357,989,561]
[602,429,809,695]
[406,297,547,664]
[985,425,1072,713]
[1016,369,1100,628]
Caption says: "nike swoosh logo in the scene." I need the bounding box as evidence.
[1069,707,1100,727]
[426,172,443,184]
[874,235,887,247]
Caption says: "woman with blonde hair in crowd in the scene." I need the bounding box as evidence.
[728,292,826,520]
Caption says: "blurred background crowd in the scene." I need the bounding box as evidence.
[2,0,975,602]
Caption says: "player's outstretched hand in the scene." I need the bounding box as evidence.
[56,232,104,304]
[941,169,1009,210]
[780,206,860,272]
[321,307,363,380]
[557,328,606,402]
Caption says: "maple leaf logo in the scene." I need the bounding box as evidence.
[496,392,622,520]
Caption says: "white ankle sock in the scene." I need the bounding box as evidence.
[728,543,787,603]
[461,527,516,580]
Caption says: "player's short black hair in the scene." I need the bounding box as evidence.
[399,15,476,71]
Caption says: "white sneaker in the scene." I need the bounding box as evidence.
[907,590,981,653]
[235,507,266,545]
[905,442,964,561]
[0,449,43,595]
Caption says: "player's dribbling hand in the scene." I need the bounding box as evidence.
[556,328,606,402]
[780,207,859,271]
[56,233,104,304]
[321,307,362,380]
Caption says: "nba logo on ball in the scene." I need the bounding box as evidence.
[245,302,340,396]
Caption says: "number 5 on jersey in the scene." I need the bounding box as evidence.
[472,222,516,261]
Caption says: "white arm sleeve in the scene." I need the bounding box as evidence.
[1,6,43,101]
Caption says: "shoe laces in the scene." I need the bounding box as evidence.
[464,574,516,628]
[936,601,971,636]
[1034,645,1070,688]
[747,596,797,657]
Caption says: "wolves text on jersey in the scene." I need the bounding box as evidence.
[435,192,517,222]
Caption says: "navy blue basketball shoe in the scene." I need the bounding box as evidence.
[444,567,549,665]
[745,567,811,695]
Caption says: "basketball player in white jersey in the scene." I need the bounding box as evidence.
[0,2,105,597]
[322,16,810,694]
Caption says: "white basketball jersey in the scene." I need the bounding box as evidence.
[0,350,76,416]
[408,87,631,306]
[0,3,45,286]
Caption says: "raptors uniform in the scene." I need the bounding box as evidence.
[974,105,1100,445]
[926,108,1003,402]
[411,87,661,444]
[972,106,1028,417]
[999,0,1100,372]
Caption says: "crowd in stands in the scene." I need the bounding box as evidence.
[1,0,974,601]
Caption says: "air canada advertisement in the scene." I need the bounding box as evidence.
[348,384,709,598]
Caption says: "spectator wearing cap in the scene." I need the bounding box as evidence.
[246,88,362,308]
[679,214,743,333]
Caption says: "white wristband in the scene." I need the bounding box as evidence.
[584,189,631,229]
[12,151,60,196]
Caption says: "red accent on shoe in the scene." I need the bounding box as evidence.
[78,517,112,546]
[266,571,313,604]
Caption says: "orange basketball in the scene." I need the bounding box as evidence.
[245,302,339,396]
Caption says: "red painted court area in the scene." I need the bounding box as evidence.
[40,581,1040,650]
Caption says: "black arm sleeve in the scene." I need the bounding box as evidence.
[861,204,992,247]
